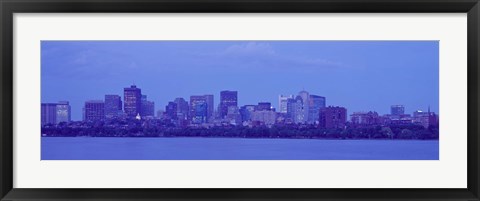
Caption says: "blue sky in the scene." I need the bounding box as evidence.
[41,41,439,121]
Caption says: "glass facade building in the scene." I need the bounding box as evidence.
[56,101,71,124]
[105,95,122,119]
[308,95,326,124]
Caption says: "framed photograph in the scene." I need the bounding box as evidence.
[1,0,479,200]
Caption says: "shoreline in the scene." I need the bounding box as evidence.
[41,136,439,141]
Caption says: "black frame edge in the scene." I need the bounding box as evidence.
[1,0,480,201]
[468,1,480,199]
[0,0,14,200]
[0,0,478,13]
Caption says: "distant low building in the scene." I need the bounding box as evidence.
[251,110,277,126]
[257,102,272,111]
[226,106,242,125]
[391,105,405,116]
[350,111,381,126]
[413,108,438,128]
[319,106,347,129]
[156,109,165,119]
[383,114,412,125]
[239,105,256,122]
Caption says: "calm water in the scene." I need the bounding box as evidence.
[41,137,439,160]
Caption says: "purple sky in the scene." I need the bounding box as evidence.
[41,41,439,121]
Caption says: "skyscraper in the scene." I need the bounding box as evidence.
[308,95,326,123]
[41,103,57,126]
[104,95,122,119]
[204,94,214,122]
[140,95,155,118]
[219,90,238,119]
[174,97,189,120]
[56,101,71,124]
[292,90,310,124]
[84,100,105,122]
[278,95,294,113]
[286,98,297,121]
[190,95,208,124]
[165,102,178,119]
[124,85,142,117]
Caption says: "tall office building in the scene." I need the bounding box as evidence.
[391,105,405,116]
[319,106,347,129]
[278,95,294,113]
[291,90,310,124]
[41,101,71,126]
[286,98,297,121]
[190,95,208,124]
[104,95,123,119]
[165,102,178,119]
[174,98,189,120]
[219,90,238,119]
[140,95,155,118]
[124,85,142,117]
[84,100,105,122]
[41,103,57,126]
[56,101,71,124]
[308,95,326,123]
[204,94,214,122]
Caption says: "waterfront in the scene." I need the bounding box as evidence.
[42,137,439,160]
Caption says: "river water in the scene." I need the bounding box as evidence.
[41,137,439,160]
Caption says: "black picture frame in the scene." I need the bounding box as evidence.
[1,0,479,200]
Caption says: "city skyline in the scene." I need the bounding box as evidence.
[41,86,437,127]
[42,41,439,120]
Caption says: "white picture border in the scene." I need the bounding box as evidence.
[13,13,467,188]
